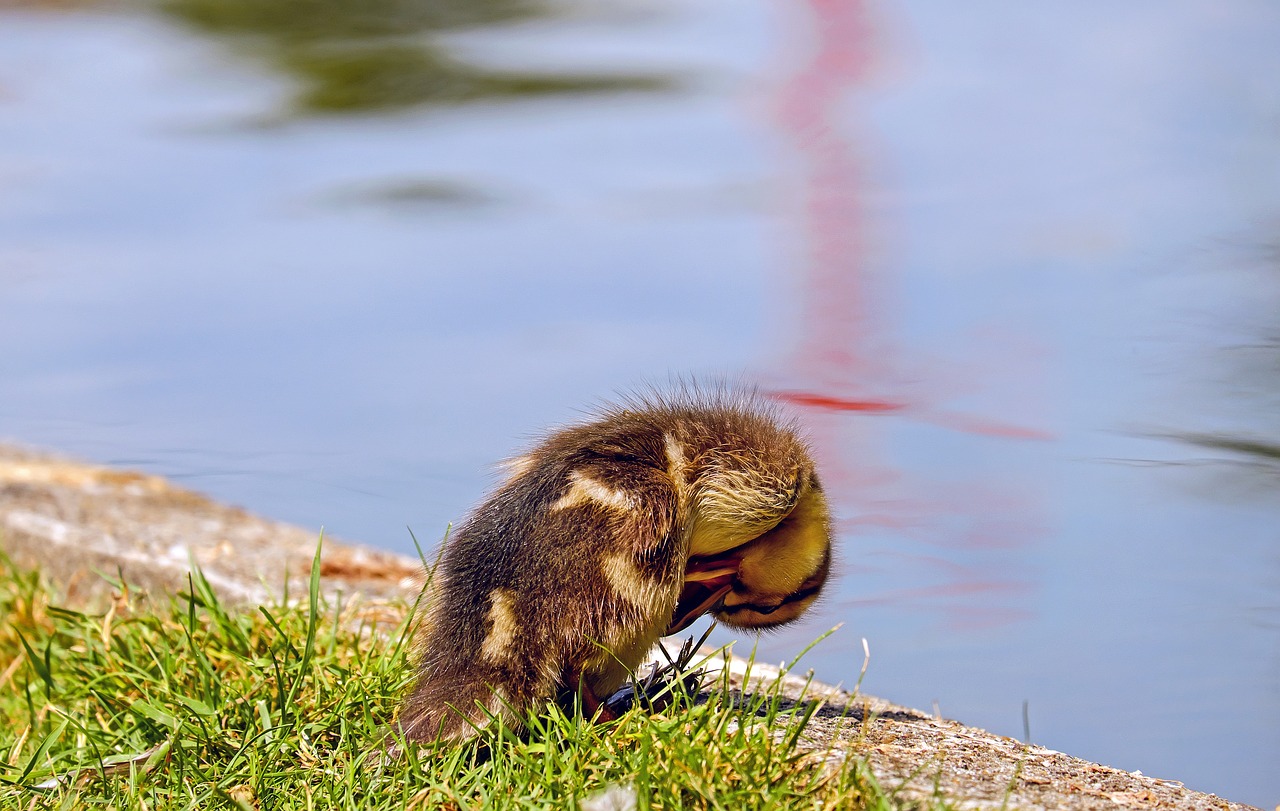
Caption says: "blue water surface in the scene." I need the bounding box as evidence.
[1,1,1277,805]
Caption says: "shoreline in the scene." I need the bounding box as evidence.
[0,442,1256,810]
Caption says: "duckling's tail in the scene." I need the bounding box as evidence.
[397,647,569,744]
[396,678,513,743]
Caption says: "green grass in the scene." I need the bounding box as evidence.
[0,545,912,810]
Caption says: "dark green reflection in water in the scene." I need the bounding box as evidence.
[323,177,498,208]
[1182,433,1280,464]
[1175,244,1279,488]
[157,0,671,114]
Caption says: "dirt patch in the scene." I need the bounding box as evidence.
[0,443,1258,810]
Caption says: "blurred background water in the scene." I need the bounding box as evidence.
[2,0,1278,804]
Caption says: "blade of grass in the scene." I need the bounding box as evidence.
[284,532,324,714]
[17,718,67,786]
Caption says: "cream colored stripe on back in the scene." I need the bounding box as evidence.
[663,432,687,488]
[551,470,636,513]
[480,588,518,663]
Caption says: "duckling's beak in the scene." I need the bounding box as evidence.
[665,555,738,635]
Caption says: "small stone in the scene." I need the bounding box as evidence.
[580,783,637,811]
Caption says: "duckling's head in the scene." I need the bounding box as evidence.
[710,475,830,629]
[661,392,833,633]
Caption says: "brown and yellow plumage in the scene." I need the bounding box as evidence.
[396,389,832,743]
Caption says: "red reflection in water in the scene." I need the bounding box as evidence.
[921,411,1054,442]
[776,391,1054,440]
[768,0,1048,631]
[775,391,904,412]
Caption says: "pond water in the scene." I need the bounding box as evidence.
[2,0,1278,805]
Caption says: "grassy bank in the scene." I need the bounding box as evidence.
[0,547,914,810]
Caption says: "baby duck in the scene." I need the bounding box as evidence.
[396,389,832,743]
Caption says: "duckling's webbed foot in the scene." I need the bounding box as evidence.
[561,668,618,723]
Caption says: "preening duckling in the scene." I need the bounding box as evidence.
[396,390,832,743]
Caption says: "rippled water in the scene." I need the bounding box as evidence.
[2,1,1277,805]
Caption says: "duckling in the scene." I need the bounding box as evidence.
[396,389,832,743]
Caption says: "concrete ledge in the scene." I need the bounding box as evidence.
[0,443,421,607]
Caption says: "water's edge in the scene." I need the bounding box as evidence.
[0,442,1254,810]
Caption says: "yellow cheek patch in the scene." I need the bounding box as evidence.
[480,588,519,663]
[735,486,830,596]
[551,470,637,513]
[686,518,763,558]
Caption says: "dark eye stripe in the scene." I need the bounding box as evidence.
[783,582,824,604]
[717,582,824,616]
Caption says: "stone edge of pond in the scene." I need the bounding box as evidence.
[0,442,1257,811]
